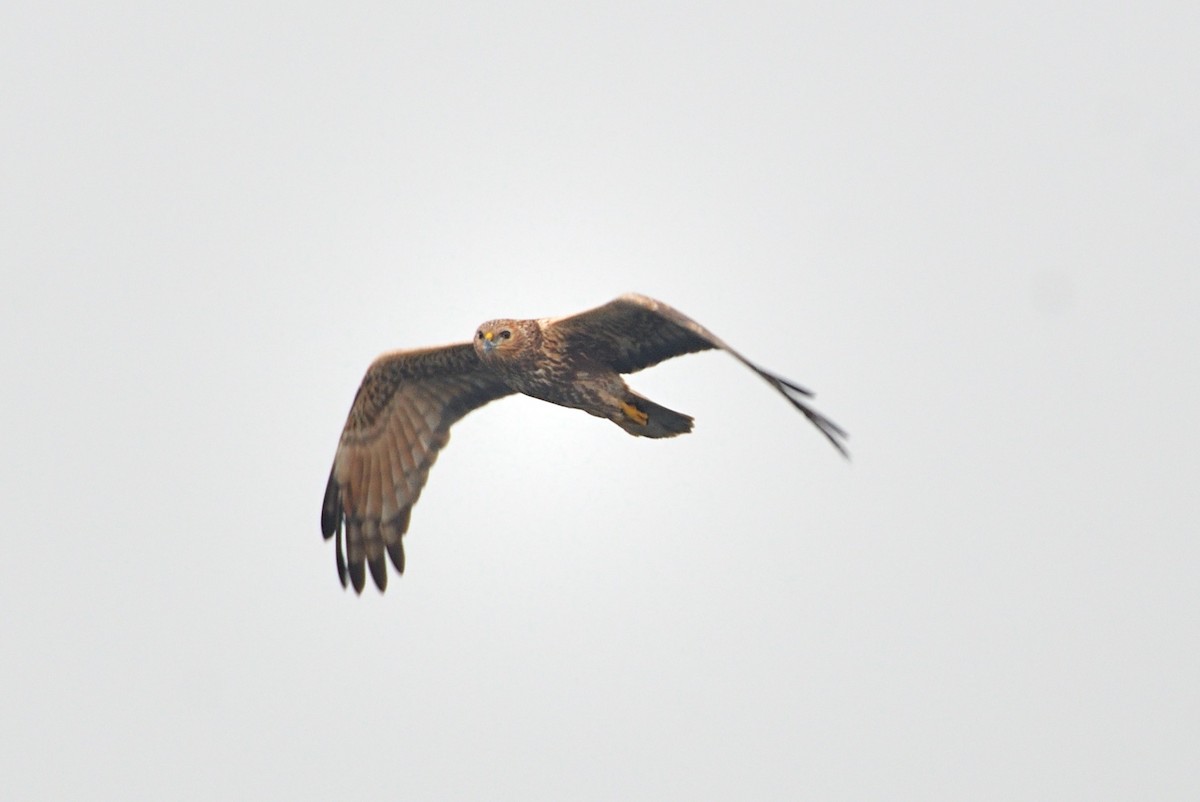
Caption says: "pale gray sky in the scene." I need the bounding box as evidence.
[2,2,1197,800]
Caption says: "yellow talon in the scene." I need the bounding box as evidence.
[621,401,649,426]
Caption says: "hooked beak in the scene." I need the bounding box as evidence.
[480,330,495,352]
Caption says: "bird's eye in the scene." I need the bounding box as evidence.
[499,329,512,340]
[476,331,483,339]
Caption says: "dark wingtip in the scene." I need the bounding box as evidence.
[387,540,406,576]
[752,364,814,397]
[368,557,388,592]
[321,469,341,539]
[348,561,365,594]
[756,368,850,459]
[335,523,348,588]
[798,400,850,459]
[811,411,851,460]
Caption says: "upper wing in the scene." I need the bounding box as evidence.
[544,293,718,374]
[547,293,849,457]
[320,343,515,593]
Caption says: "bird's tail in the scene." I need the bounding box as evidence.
[615,393,694,438]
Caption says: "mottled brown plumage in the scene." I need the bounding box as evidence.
[321,293,847,593]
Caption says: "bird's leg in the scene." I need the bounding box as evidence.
[619,400,649,426]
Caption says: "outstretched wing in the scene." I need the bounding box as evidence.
[321,344,514,593]
[547,293,849,456]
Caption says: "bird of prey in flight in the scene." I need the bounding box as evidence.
[321,293,847,592]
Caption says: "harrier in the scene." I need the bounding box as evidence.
[321,293,847,592]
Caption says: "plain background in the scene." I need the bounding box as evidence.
[2,2,1197,799]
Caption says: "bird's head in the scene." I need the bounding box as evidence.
[474,318,538,359]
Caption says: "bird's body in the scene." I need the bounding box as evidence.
[322,293,846,593]
[475,315,694,437]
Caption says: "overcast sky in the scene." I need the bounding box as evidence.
[3,2,1197,800]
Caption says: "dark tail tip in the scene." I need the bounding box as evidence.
[624,395,694,439]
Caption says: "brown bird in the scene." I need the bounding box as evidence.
[321,293,847,593]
